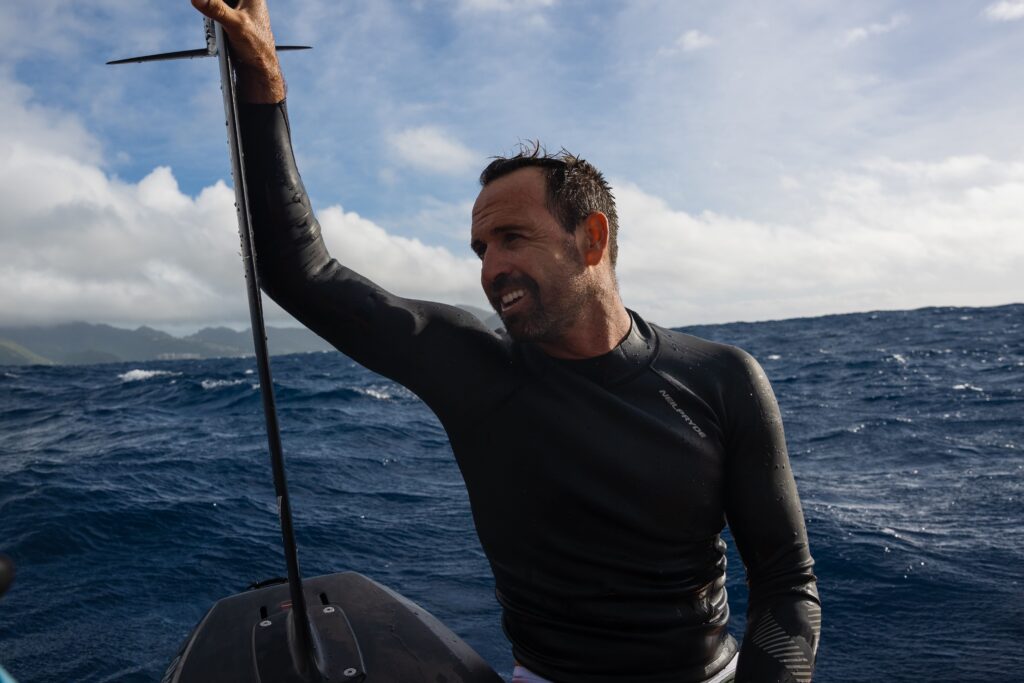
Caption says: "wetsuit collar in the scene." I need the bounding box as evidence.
[541,310,657,385]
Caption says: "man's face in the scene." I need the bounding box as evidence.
[470,167,590,342]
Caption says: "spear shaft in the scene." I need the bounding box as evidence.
[214,21,319,677]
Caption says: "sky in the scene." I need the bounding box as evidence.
[0,0,1021,332]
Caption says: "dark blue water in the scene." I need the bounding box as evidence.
[1,304,1021,682]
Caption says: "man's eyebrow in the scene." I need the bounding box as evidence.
[470,222,533,252]
[470,224,520,247]
[488,224,527,236]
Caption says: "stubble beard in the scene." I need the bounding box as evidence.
[500,278,588,343]
[495,247,591,344]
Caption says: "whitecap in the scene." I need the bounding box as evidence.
[891,353,908,365]
[201,379,246,390]
[953,383,983,392]
[359,387,392,401]
[767,354,782,360]
[118,369,181,383]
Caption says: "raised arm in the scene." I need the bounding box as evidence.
[722,350,821,682]
[188,0,503,412]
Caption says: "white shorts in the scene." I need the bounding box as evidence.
[511,653,738,683]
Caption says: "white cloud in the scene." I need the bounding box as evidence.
[4,4,1023,331]
[0,70,101,165]
[779,176,802,191]
[615,153,1024,325]
[3,59,1020,331]
[0,75,484,328]
[0,2,160,61]
[0,152,244,327]
[658,29,716,57]
[983,1,1024,21]
[677,30,716,52]
[859,155,1005,183]
[841,14,908,47]
[402,197,477,242]
[387,126,478,175]
[453,0,556,28]
[456,0,555,12]
[317,206,480,300]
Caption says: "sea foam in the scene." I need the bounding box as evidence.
[117,369,181,382]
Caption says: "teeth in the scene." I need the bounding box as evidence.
[500,289,526,308]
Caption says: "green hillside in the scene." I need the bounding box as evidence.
[0,338,54,366]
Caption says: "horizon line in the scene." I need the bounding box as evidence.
[2,300,1020,338]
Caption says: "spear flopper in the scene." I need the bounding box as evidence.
[110,8,502,682]
[110,12,329,680]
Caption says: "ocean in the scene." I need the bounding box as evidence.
[1,304,1021,682]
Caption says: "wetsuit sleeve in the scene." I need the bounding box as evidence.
[236,101,500,411]
[722,350,821,683]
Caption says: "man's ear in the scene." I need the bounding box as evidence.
[580,212,610,267]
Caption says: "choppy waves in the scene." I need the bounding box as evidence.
[1,304,1021,682]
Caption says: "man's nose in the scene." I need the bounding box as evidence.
[480,249,508,290]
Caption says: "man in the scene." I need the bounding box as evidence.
[190,2,821,681]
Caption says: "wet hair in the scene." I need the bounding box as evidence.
[479,141,619,266]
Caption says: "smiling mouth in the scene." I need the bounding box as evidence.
[499,289,527,312]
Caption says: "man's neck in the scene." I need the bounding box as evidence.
[535,296,632,360]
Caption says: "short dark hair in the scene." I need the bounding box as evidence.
[479,142,619,266]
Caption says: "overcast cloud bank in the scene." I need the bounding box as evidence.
[1,68,1019,331]
[1,2,1021,331]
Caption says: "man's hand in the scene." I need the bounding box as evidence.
[190,0,286,103]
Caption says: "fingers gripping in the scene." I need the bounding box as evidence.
[190,0,284,102]
[191,0,240,29]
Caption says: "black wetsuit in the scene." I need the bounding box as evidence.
[239,102,821,683]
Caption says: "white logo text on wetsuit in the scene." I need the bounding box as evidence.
[659,389,707,439]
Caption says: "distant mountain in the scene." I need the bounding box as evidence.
[182,326,334,357]
[0,338,53,366]
[0,305,498,366]
[0,322,334,366]
[184,326,249,349]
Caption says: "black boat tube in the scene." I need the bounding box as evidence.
[0,554,12,598]
[0,554,17,682]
